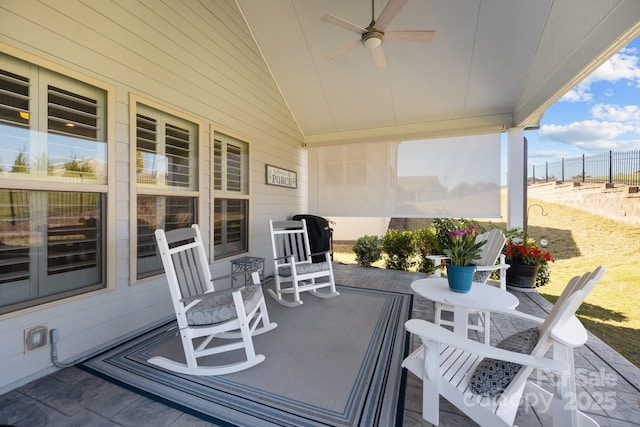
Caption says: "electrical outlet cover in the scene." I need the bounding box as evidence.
[24,325,48,352]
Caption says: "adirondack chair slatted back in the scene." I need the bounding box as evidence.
[499,266,605,399]
[472,228,507,285]
[474,228,506,267]
[271,220,312,265]
[536,266,604,344]
[155,225,213,314]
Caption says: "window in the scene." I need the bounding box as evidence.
[0,53,108,314]
[212,131,249,259]
[134,102,199,279]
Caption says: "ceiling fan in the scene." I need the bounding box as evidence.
[321,0,435,68]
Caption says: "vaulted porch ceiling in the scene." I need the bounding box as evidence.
[236,0,640,146]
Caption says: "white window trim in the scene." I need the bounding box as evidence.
[128,93,203,285]
[210,124,252,264]
[0,46,117,318]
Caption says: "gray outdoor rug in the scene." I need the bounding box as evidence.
[80,285,412,426]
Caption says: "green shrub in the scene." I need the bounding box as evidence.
[413,227,439,273]
[352,235,382,267]
[381,229,415,270]
[432,218,484,252]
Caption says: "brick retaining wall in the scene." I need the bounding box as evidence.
[527,182,640,225]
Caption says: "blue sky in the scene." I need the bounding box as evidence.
[502,35,640,181]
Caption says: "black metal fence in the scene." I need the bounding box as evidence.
[529,149,640,186]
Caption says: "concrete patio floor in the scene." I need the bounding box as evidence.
[1,263,639,426]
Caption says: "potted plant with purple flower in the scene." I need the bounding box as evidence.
[437,219,486,292]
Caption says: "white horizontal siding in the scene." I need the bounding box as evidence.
[0,0,307,392]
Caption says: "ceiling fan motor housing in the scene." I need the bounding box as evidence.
[362,30,384,49]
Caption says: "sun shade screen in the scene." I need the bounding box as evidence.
[309,134,501,217]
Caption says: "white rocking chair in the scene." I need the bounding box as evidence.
[402,266,605,427]
[268,219,339,307]
[436,228,510,344]
[151,224,277,376]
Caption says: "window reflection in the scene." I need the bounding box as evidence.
[0,125,107,184]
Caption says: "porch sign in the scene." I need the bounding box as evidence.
[266,164,297,188]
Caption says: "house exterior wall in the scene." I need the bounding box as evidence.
[329,217,390,242]
[0,0,305,393]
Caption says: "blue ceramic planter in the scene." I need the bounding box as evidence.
[446,265,476,293]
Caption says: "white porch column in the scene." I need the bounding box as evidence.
[507,128,526,230]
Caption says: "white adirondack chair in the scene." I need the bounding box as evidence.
[268,219,339,307]
[151,224,277,376]
[472,228,510,288]
[403,266,605,427]
[435,228,510,344]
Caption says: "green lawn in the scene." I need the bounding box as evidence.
[333,196,640,368]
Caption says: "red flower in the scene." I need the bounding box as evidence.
[503,241,554,266]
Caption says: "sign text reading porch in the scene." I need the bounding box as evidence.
[266,164,297,189]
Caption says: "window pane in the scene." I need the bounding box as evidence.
[136,113,161,185]
[46,85,107,185]
[0,189,105,314]
[47,192,101,276]
[135,106,197,190]
[0,60,107,184]
[136,195,195,278]
[212,132,249,259]
[226,143,242,192]
[47,85,98,140]
[0,68,29,128]
[213,138,222,191]
[165,123,191,188]
[0,190,30,286]
[214,198,248,258]
[213,134,248,194]
[0,67,31,177]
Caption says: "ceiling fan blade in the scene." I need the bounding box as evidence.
[320,14,366,35]
[375,0,409,30]
[385,30,435,42]
[326,39,362,60]
[371,47,387,68]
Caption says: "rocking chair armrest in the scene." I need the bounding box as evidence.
[405,319,570,375]
[309,250,331,258]
[180,286,246,303]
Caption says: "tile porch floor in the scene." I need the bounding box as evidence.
[1,263,639,426]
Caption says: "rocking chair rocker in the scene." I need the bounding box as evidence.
[151,224,277,376]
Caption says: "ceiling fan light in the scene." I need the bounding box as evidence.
[362,33,383,49]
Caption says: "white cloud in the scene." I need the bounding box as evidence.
[591,103,640,123]
[539,120,636,150]
[587,48,640,83]
[561,84,592,102]
[560,48,640,103]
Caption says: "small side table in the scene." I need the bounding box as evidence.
[230,256,265,286]
[411,278,519,344]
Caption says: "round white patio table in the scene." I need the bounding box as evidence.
[410,277,519,344]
